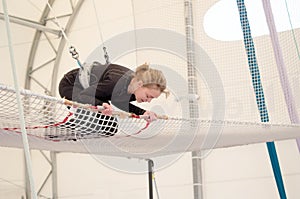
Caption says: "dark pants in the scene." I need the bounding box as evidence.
[59,68,82,101]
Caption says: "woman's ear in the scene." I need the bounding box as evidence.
[137,80,143,88]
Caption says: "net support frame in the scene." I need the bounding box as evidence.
[184,1,204,199]
[148,159,154,199]
[236,0,287,198]
[51,151,58,199]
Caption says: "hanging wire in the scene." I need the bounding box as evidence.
[92,0,110,64]
[45,0,83,68]
[46,1,71,45]
[153,173,161,199]
[46,0,110,65]
[131,0,139,67]
[284,0,300,60]
[147,159,161,199]
[27,0,44,13]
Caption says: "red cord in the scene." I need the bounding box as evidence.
[2,112,73,131]
[2,112,150,140]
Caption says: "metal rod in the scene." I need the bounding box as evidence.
[51,152,58,199]
[2,0,37,198]
[148,159,154,199]
[0,13,60,35]
[184,1,203,199]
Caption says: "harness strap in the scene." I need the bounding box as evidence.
[78,62,94,89]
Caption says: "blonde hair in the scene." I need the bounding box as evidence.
[134,63,169,97]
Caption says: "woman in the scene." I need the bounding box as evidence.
[58,62,168,137]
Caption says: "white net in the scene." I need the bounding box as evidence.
[1,84,300,158]
[0,83,148,141]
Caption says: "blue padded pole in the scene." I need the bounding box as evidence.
[236,1,287,198]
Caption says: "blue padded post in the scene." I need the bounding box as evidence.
[236,1,287,198]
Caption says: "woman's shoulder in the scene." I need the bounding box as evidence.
[91,61,131,71]
[107,63,132,72]
[90,62,133,81]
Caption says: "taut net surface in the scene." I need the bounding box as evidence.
[1,84,300,158]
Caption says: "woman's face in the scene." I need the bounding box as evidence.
[134,86,161,103]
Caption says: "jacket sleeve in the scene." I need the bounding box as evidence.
[129,104,146,115]
[112,99,146,115]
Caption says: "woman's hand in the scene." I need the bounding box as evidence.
[100,103,113,116]
[143,111,157,123]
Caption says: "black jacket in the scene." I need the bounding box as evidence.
[59,62,146,115]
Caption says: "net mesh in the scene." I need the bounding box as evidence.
[0,84,188,141]
[0,84,146,141]
[1,84,300,158]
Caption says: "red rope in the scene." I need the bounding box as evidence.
[122,121,150,137]
[2,111,151,140]
[2,112,73,131]
[116,114,151,138]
